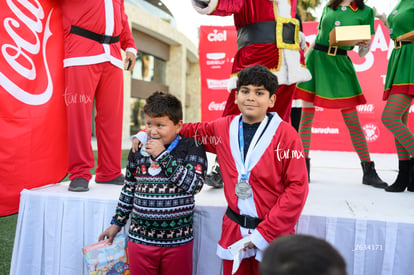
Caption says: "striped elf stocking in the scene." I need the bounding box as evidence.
[341,108,387,188]
[298,107,315,158]
[381,93,414,159]
[341,108,371,162]
[382,93,414,192]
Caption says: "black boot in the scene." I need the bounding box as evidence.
[407,158,414,192]
[361,161,388,189]
[305,158,310,183]
[385,160,409,192]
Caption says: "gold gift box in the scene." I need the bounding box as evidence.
[396,30,414,42]
[329,25,371,46]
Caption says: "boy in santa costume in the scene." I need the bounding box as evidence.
[60,0,137,191]
[180,65,308,275]
[192,0,311,187]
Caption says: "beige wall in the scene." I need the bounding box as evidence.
[123,3,200,139]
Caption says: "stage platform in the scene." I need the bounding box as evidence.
[10,151,414,275]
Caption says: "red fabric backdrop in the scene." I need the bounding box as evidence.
[199,21,411,154]
[0,0,67,216]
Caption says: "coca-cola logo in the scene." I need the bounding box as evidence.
[0,0,54,105]
[208,101,226,111]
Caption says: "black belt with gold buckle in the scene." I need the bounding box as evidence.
[314,43,348,56]
[394,40,413,49]
[237,21,276,50]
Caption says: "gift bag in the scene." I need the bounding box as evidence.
[82,234,130,275]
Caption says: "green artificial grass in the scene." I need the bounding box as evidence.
[0,150,130,274]
[0,214,18,275]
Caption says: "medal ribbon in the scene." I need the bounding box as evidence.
[166,135,181,153]
[146,135,180,160]
[238,116,269,181]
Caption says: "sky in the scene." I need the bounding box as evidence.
[160,0,400,45]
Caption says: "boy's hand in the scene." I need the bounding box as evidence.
[247,242,256,249]
[98,224,121,244]
[132,131,148,153]
[145,139,165,158]
[132,137,141,153]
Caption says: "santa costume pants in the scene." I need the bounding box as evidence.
[65,62,123,182]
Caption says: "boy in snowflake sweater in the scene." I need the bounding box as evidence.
[99,92,207,275]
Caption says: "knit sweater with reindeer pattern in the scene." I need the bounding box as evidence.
[111,135,207,247]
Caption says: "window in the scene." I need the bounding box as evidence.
[130,52,168,135]
[130,98,147,135]
[132,52,166,84]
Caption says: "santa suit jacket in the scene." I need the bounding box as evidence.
[193,0,311,89]
[181,113,308,261]
[61,0,137,69]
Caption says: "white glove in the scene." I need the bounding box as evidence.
[299,31,307,50]
[192,0,210,8]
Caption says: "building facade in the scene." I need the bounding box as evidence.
[122,0,200,138]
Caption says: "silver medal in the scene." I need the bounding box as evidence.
[235,180,252,199]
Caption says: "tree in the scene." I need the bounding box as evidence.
[297,0,322,21]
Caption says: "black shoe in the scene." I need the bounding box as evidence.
[361,161,388,189]
[385,160,409,192]
[305,158,310,183]
[68,178,89,192]
[96,175,125,185]
[408,158,414,192]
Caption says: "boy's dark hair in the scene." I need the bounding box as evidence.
[144,91,183,124]
[328,0,365,10]
[260,234,347,275]
[236,65,278,96]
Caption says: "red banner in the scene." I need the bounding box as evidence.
[0,0,67,216]
[198,25,237,121]
[199,21,409,154]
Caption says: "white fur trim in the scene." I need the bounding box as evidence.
[249,230,268,258]
[278,0,291,18]
[126,47,137,56]
[275,49,312,85]
[227,76,238,92]
[63,54,123,69]
[192,0,218,15]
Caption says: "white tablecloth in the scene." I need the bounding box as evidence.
[10,182,227,275]
[10,155,414,275]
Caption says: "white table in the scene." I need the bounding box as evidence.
[10,182,227,275]
[10,151,414,275]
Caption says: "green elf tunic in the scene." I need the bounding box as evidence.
[384,0,414,100]
[296,4,375,108]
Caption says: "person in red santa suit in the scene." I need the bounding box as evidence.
[180,65,308,275]
[192,0,312,188]
[60,0,137,192]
